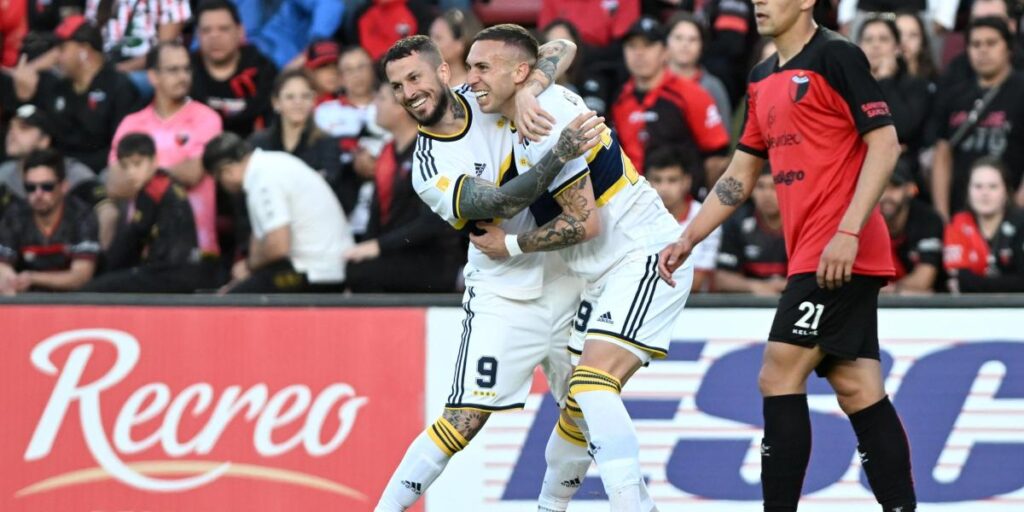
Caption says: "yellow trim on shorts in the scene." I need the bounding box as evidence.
[586,331,669,359]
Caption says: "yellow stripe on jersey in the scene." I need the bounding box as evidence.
[596,176,627,207]
[594,150,641,207]
[553,170,590,198]
[584,128,614,163]
[496,152,514,186]
[452,174,468,219]
[417,93,471,140]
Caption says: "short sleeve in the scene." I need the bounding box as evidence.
[716,215,744,271]
[411,137,464,227]
[246,172,291,236]
[522,88,590,195]
[820,39,895,135]
[737,90,767,158]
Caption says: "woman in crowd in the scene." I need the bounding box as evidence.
[665,12,732,133]
[895,11,938,82]
[429,8,481,87]
[858,15,933,184]
[944,158,1024,293]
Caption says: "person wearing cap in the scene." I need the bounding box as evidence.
[189,0,277,138]
[304,39,341,104]
[880,160,944,294]
[931,16,1024,220]
[8,15,141,174]
[715,163,789,295]
[610,16,730,199]
[0,148,99,295]
[107,41,224,288]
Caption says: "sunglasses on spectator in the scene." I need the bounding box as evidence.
[25,182,58,193]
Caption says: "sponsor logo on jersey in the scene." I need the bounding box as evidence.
[474,163,487,176]
[402,480,423,495]
[773,169,806,186]
[861,101,891,118]
[765,132,803,149]
[596,312,614,324]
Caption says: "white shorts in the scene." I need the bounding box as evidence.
[446,275,582,411]
[569,252,693,365]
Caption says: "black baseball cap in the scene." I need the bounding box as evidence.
[12,104,54,138]
[624,16,665,44]
[55,15,104,53]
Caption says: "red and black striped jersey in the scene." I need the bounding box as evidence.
[0,196,99,271]
[737,27,895,278]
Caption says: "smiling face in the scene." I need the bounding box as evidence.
[385,52,451,127]
[466,39,529,114]
[272,76,316,127]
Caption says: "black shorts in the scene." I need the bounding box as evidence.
[768,272,886,376]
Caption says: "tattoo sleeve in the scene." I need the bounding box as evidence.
[517,175,592,252]
[524,40,576,94]
[714,177,746,206]
[456,120,592,220]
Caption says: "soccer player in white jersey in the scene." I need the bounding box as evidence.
[374,35,607,512]
[466,25,695,512]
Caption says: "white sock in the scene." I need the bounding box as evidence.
[538,415,592,511]
[375,418,467,512]
[569,367,644,512]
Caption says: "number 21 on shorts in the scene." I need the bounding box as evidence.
[795,301,824,330]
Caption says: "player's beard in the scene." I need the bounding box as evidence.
[415,85,451,127]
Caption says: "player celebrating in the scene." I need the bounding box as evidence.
[374,35,605,512]
[467,25,693,512]
[658,1,916,511]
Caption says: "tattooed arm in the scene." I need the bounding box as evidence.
[658,150,765,284]
[517,175,600,252]
[456,111,604,220]
[515,39,577,142]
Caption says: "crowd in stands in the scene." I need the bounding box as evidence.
[1,0,1023,295]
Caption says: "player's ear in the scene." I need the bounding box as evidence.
[514,61,532,84]
[438,60,451,85]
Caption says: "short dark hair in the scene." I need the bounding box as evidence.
[967,16,1015,50]
[116,133,157,161]
[472,24,539,63]
[381,35,444,74]
[645,145,699,177]
[145,41,188,70]
[202,132,254,173]
[195,0,241,26]
[22,148,66,182]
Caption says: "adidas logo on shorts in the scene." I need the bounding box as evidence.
[561,477,582,488]
[402,480,423,495]
[596,312,614,324]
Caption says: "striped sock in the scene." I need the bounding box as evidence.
[375,418,468,511]
[538,416,591,511]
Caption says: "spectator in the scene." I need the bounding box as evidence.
[26,0,81,35]
[858,14,933,183]
[0,104,118,248]
[837,0,957,49]
[665,12,733,134]
[109,41,224,286]
[429,8,482,87]
[251,69,341,187]
[315,45,384,229]
[203,133,352,293]
[699,0,760,105]
[0,182,23,218]
[939,0,1023,91]
[82,133,202,292]
[84,0,191,98]
[304,39,341,103]
[349,0,432,62]
[611,16,730,197]
[0,0,27,68]
[896,11,939,81]
[542,19,611,115]
[234,0,344,70]
[538,0,639,49]
[189,0,277,138]
[645,145,720,293]
[9,15,140,173]
[0,148,99,294]
[944,157,1024,293]
[345,83,463,292]
[715,164,788,295]
[932,17,1024,219]
[880,161,945,294]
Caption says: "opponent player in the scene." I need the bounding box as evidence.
[374,35,606,512]
[658,1,916,511]
[466,25,693,512]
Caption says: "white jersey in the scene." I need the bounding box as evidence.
[677,198,721,271]
[412,86,545,300]
[514,85,684,282]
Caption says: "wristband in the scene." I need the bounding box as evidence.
[837,229,860,239]
[505,234,523,257]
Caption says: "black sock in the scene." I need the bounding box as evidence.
[849,396,917,512]
[761,394,811,512]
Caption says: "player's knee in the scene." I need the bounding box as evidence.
[550,412,588,457]
[440,408,490,444]
[566,365,622,419]
[832,378,885,415]
[758,363,804,396]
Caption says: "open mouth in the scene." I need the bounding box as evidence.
[474,91,489,100]
[409,96,427,109]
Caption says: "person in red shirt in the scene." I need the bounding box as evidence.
[658,1,916,512]
[611,16,730,197]
[538,0,639,49]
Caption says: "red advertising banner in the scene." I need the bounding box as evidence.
[0,306,425,512]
